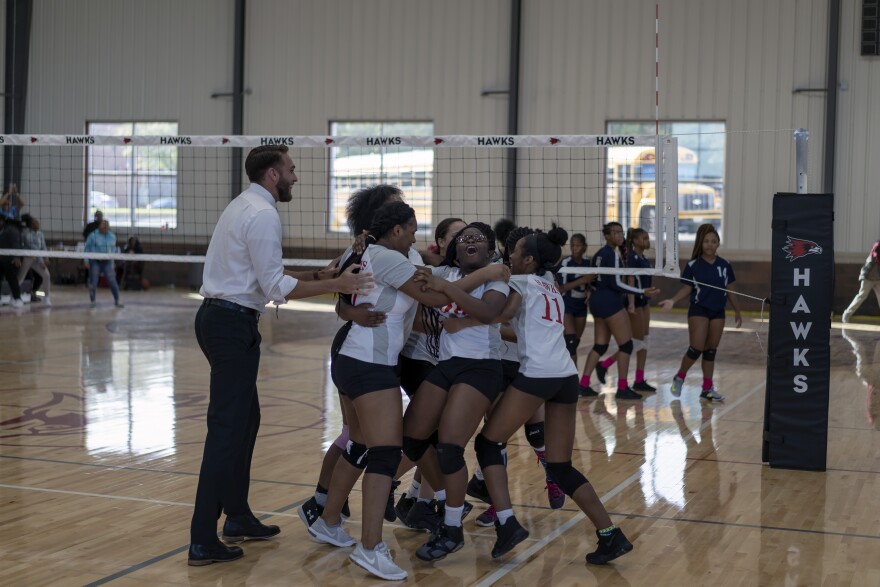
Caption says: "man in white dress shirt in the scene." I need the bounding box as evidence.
[188,145,372,566]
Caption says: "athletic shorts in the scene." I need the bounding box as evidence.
[634,295,651,309]
[332,354,400,399]
[399,355,435,397]
[425,357,504,402]
[688,304,726,321]
[564,297,588,318]
[511,374,579,404]
[501,359,520,390]
[589,290,626,319]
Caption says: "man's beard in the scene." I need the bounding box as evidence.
[276,179,293,202]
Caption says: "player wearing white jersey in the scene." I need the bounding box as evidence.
[474,229,634,565]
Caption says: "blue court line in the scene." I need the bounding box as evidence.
[80,498,307,587]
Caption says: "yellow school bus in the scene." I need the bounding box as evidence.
[605,145,721,234]
[329,149,433,233]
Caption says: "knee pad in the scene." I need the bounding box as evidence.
[618,339,634,355]
[402,435,431,462]
[592,343,609,356]
[632,338,647,353]
[342,440,368,470]
[523,422,545,449]
[686,346,703,360]
[436,442,466,475]
[365,446,402,478]
[564,334,581,355]
[332,425,350,450]
[703,348,717,362]
[474,433,507,468]
[545,460,588,497]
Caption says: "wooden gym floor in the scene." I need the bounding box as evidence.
[1,286,878,586]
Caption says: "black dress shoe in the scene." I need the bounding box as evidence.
[187,541,244,566]
[221,515,281,543]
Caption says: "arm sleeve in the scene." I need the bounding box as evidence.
[246,209,298,303]
[612,252,644,294]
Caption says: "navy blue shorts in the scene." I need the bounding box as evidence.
[425,357,504,402]
[634,296,651,309]
[589,290,626,319]
[511,374,579,404]
[688,304,726,320]
[564,297,588,318]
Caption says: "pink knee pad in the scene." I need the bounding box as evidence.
[332,425,350,450]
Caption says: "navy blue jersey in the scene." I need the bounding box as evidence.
[592,245,643,295]
[626,251,653,290]
[681,256,736,311]
[557,256,591,301]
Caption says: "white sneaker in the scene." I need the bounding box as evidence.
[11,298,24,308]
[308,517,356,547]
[700,388,726,402]
[43,297,52,307]
[671,375,684,397]
[349,541,407,581]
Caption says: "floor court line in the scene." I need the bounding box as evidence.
[473,382,764,587]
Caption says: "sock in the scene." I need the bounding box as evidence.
[676,370,686,380]
[474,464,484,481]
[435,489,447,502]
[601,356,615,369]
[635,369,645,383]
[580,373,591,387]
[407,479,420,499]
[617,378,628,391]
[496,508,514,525]
[702,378,713,391]
[444,504,464,527]
[534,449,551,483]
[315,484,328,507]
[598,524,617,537]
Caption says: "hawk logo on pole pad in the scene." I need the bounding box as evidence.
[783,236,823,262]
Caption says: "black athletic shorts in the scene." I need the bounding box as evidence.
[399,355,435,397]
[501,359,520,390]
[425,357,504,402]
[688,304,725,321]
[511,373,579,404]
[564,297,588,318]
[332,354,400,399]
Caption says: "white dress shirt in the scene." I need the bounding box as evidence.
[200,183,298,312]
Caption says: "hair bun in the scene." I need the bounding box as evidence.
[546,222,568,247]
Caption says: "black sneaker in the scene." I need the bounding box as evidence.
[491,516,529,558]
[405,500,440,533]
[579,384,599,397]
[586,528,633,565]
[595,363,608,384]
[615,387,643,400]
[415,523,465,561]
[461,500,474,522]
[297,496,323,529]
[385,479,401,522]
[466,475,491,504]
[394,494,416,523]
[632,380,657,392]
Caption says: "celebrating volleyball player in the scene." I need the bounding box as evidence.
[595,228,656,392]
[659,223,743,402]
[578,222,657,399]
[471,229,634,563]
[401,222,510,562]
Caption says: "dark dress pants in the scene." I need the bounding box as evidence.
[190,303,262,543]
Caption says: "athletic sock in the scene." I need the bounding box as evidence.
[635,369,645,383]
[617,378,628,391]
[579,374,591,387]
[444,504,464,527]
[601,356,616,369]
[315,484,328,507]
[676,370,686,380]
[496,508,514,525]
[598,524,617,537]
[702,377,713,391]
[407,479,421,499]
[435,489,447,502]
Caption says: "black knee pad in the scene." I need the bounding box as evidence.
[618,339,634,355]
[592,343,609,356]
[524,422,545,449]
[545,460,588,497]
[365,445,402,478]
[703,348,717,362]
[402,435,431,462]
[686,345,703,360]
[342,440,368,470]
[564,334,580,355]
[474,433,507,468]
[436,442,466,475]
